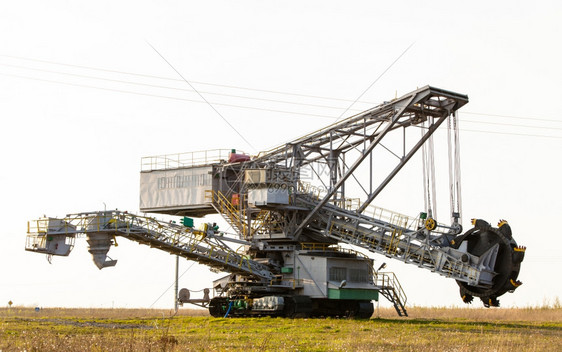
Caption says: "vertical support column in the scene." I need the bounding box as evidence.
[403,126,406,158]
[329,131,334,194]
[329,148,340,203]
[328,131,340,202]
[365,116,373,194]
[247,202,252,239]
[292,143,303,199]
[369,147,373,194]
[340,153,346,201]
[174,255,179,313]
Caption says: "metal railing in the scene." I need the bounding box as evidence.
[269,278,304,289]
[297,180,458,234]
[299,242,369,259]
[297,181,421,231]
[207,190,282,238]
[374,272,408,308]
[207,190,248,237]
[27,211,273,280]
[25,233,76,253]
[141,149,246,171]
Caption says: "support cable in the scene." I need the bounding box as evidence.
[447,113,455,223]
[421,117,437,220]
[0,72,332,120]
[429,117,437,220]
[0,54,379,105]
[149,261,196,308]
[2,68,562,139]
[421,126,429,217]
[2,54,561,126]
[454,111,463,224]
[0,62,363,112]
[146,42,256,152]
[333,41,415,123]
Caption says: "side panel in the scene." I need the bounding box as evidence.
[248,188,289,206]
[297,255,328,298]
[326,258,374,289]
[327,288,379,300]
[140,166,213,212]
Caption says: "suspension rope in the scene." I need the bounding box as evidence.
[447,111,463,224]
[448,114,455,223]
[428,116,437,220]
[421,124,429,216]
[421,117,437,220]
[454,111,463,224]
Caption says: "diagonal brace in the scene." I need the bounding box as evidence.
[357,114,450,213]
[293,93,417,239]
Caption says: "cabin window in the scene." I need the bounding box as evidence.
[349,269,368,283]
[329,267,347,281]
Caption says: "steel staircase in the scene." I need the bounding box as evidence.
[207,190,275,238]
[207,191,247,236]
[375,272,408,316]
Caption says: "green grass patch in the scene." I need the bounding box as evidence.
[0,307,560,351]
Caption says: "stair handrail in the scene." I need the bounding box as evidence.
[374,271,408,308]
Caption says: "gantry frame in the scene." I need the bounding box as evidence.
[250,86,468,237]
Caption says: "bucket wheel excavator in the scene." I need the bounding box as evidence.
[26,86,525,317]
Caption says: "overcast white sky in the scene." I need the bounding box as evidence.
[1,1,561,310]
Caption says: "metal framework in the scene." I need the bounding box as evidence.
[27,212,274,279]
[246,86,468,237]
[25,85,525,315]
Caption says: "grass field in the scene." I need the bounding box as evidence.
[1,306,560,351]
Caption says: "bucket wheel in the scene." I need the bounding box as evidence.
[454,219,525,307]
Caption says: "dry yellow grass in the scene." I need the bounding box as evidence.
[0,307,208,319]
[374,305,562,322]
[0,306,560,351]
